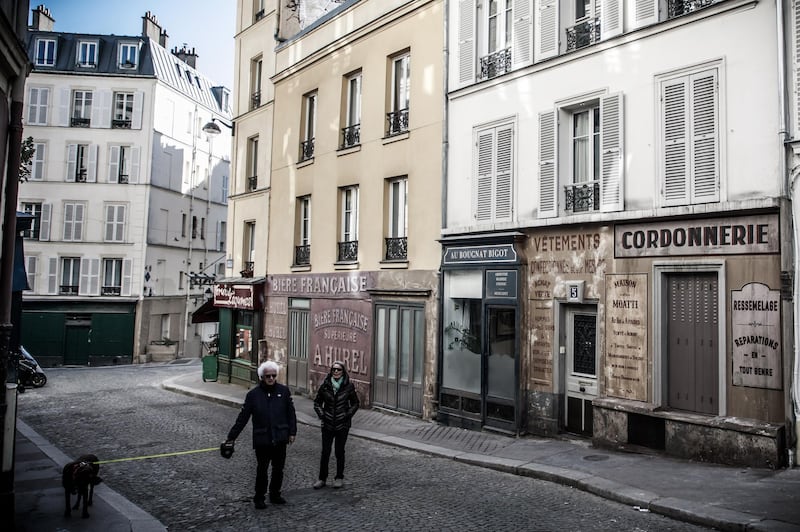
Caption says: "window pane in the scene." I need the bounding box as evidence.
[375,308,386,377]
[388,308,398,379]
[413,309,424,384]
[400,309,411,381]
[442,270,483,393]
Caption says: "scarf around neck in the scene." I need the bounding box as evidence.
[331,375,342,393]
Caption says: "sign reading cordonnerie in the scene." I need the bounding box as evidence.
[443,244,517,264]
[731,282,782,390]
[614,214,779,257]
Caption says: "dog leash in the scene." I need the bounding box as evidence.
[93,447,219,465]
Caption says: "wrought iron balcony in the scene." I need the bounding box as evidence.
[668,0,716,18]
[247,175,258,192]
[241,261,254,278]
[118,174,129,184]
[337,240,358,262]
[250,91,261,110]
[112,118,131,129]
[101,286,121,296]
[294,244,311,266]
[564,181,600,213]
[386,108,409,136]
[59,285,78,295]
[385,237,407,261]
[71,117,90,127]
[75,170,87,183]
[566,18,600,52]
[340,124,360,149]
[300,138,314,161]
[478,48,512,80]
[254,8,265,21]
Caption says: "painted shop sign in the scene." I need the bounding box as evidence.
[214,283,263,310]
[614,214,779,257]
[731,282,782,390]
[310,298,372,380]
[443,244,517,264]
[267,272,373,298]
[604,273,648,401]
[486,270,517,299]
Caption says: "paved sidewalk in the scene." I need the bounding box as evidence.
[163,369,800,532]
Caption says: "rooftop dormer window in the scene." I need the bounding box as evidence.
[77,41,97,68]
[35,38,56,66]
[119,43,138,69]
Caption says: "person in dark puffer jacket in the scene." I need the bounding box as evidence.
[312,361,360,489]
[226,360,297,509]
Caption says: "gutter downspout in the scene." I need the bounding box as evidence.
[442,0,449,231]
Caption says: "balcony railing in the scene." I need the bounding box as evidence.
[386,108,409,136]
[385,237,407,261]
[71,117,90,127]
[340,124,360,149]
[668,0,716,18]
[112,118,131,129]
[254,8,265,21]
[250,91,261,110]
[101,286,121,296]
[478,48,512,80]
[59,285,78,295]
[564,181,600,213]
[566,18,601,52]
[241,261,254,278]
[75,170,87,183]
[118,174,129,184]
[337,240,358,262]
[294,244,311,266]
[300,138,314,161]
[247,175,258,192]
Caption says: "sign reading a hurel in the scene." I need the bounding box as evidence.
[731,282,782,390]
[604,273,648,400]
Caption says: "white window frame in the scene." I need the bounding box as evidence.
[346,72,362,128]
[108,145,139,183]
[119,43,139,68]
[21,202,43,239]
[104,204,126,242]
[340,186,359,242]
[35,38,56,66]
[61,257,81,293]
[102,258,123,293]
[71,90,93,124]
[31,142,46,180]
[481,0,513,56]
[388,177,408,238]
[62,202,85,241]
[244,221,256,262]
[391,53,411,114]
[299,196,311,246]
[657,62,722,207]
[27,87,50,125]
[77,41,98,67]
[303,92,317,144]
[570,104,600,184]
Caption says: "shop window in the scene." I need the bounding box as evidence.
[235,311,254,362]
[442,270,483,393]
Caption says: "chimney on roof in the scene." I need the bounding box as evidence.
[172,45,198,69]
[30,5,55,31]
[141,11,162,42]
[159,29,169,48]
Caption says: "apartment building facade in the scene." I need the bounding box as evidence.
[19,8,231,365]
[443,0,796,466]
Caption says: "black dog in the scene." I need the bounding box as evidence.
[62,454,102,518]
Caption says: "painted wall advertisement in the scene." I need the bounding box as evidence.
[731,282,782,389]
[604,274,648,401]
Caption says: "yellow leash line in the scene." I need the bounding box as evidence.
[93,447,219,465]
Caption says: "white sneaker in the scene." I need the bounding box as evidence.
[313,480,326,489]
[333,478,343,489]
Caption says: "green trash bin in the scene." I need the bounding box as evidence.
[202,355,218,382]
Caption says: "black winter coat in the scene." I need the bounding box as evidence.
[228,381,297,447]
[314,371,359,432]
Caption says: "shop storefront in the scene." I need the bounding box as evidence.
[439,234,526,434]
[214,278,265,386]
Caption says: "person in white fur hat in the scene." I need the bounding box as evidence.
[226,360,297,509]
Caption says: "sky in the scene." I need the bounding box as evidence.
[32,0,236,89]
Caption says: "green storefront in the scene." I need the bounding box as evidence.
[21,301,135,366]
[214,279,265,386]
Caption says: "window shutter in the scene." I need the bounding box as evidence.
[47,257,57,294]
[122,258,133,296]
[116,205,126,241]
[796,0,800,133]
[129,146,141,183]
[601,0,623,40]
[457,0,476,87]
[105,205,114,241]
[27,87,39,124]
[538,110,558,218]
[474,129,494,222]
[600,92,624,211]
[87,144,98,182]
[63,203,74,240]
[535,0,559,61]
[98,89,112,128]
[690,70,719,203]
[108,145,120,182]
[89,258,100,295]
[631,0,658,29]
[26,256,37,292]
[662,77,690,206]
[58,87,70,127]
[39,203,51,241]
[79,258,91,295]
[66,144,77,182]
[74,204,85,241]
[132,91,144,129]
[512,0,534,68]
[495,125,514,221]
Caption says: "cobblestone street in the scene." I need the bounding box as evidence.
[16,364,710,531]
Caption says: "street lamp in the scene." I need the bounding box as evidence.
[202,118,234,136]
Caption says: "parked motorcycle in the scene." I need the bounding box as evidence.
[16,345,47,391]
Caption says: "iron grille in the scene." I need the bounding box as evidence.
[71,117,90,127]
[300,138,315,161]
[337,240,358,262]
[101,286,121,296]
[118,174,129,184]
[668,0,716,18]
[340,124,360,149]
[573,314,596,375]
[566,18,600,52]
[112,119,131,129]
[247,175,258,192]
[385,237,407,261]
[564,181,600,213]
[386,108,409,136]
[478,48,512,80]
[294,245,310,266]
[241,262,254,278]
[250,91,261,110]
[59,285,78,295]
